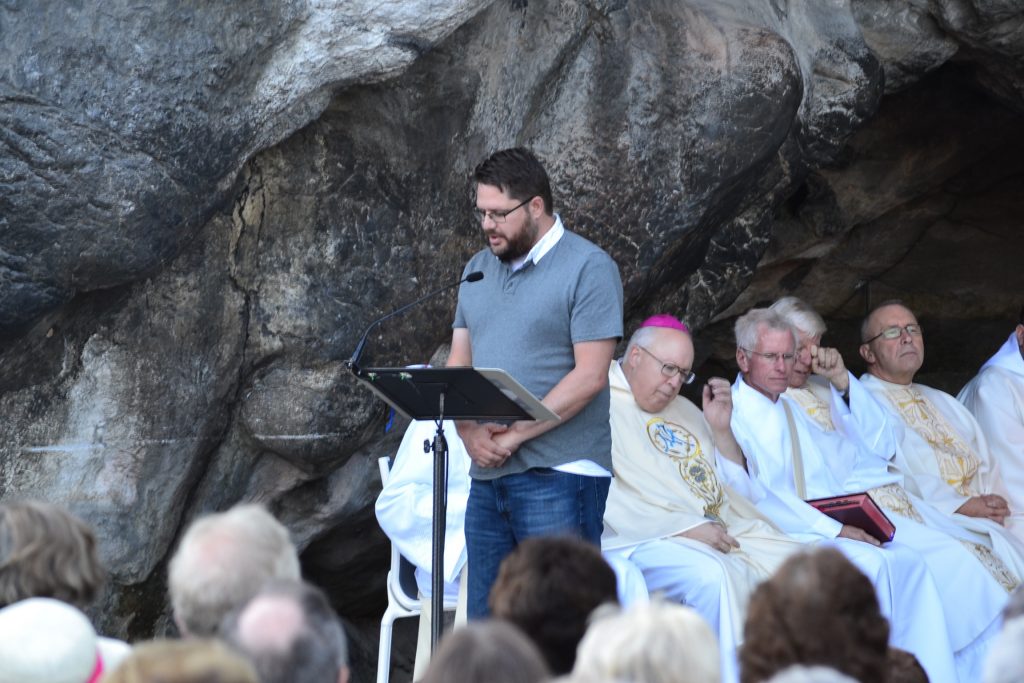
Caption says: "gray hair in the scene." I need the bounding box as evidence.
[221,579,348,683]
[573,601,720,683]
[770,297,826,337]
[623,326,660,358]
[734,308,797,354]
[168,504,301,636]
[420,620,549,683]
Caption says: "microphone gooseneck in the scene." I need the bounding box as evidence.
[345,271,484,373]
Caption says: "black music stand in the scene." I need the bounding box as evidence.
[353,366,557,653]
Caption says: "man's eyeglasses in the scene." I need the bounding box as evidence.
[741,348,796,364]
[637,345,696,384]
[862,324,924,344]
[474,198,531,224]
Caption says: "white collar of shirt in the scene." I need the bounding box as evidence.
[509,214,564,272]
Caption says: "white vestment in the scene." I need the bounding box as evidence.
[726,375,966,683]
[788,375,1024,681]
[860,373,1024,567]
[958,332,1024,543]
[604,362,805,683]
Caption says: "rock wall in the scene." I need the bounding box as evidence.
[1,0,1022,679]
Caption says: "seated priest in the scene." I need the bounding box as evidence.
[958,305,1024,544]
[859,301,1024,553]
[725,307,967,683]
[771,296,1023,680]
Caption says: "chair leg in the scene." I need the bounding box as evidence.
[378,607,397,683]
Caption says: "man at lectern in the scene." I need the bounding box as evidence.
[447,147,624,617]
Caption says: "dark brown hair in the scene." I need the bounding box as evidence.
[886,648,928,683]
[473,148,554,214]
[489,536,618,675]
[740,548,890,683]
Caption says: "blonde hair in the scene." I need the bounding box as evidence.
[105,639,258,683]
[573,601,720,683]
[168,504,300,636]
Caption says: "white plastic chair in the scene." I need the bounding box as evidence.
[376,456,457,683]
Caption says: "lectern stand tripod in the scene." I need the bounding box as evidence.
[349,365,557,654]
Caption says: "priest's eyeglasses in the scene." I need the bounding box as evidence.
[637,345,696,384]
[862,324,923,344]
[474,198,531,224]
[742,348,796,365]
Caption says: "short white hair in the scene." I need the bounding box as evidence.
[168,504,301,636]
[623,326,660,358]
[734,308,797,354]
[770,297,826,337]
[573,601,719,683]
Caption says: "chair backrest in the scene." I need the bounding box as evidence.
[377,456,423,606]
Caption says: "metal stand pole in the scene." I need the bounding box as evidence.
[429,390,448,654]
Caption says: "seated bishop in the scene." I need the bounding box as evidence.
[603,314,808,683]
[958,305,1024,543]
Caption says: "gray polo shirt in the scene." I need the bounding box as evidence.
[453,227,624,479]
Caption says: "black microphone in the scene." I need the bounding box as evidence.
[345,271,484,373]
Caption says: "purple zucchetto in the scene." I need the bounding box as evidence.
[638,314,690,334]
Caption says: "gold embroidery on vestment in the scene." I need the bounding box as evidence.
[646,417,725,523]
[883,386,980,497]
[868,483,923,523]
[787,387,834,432]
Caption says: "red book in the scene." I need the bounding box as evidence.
[808,493,896,543]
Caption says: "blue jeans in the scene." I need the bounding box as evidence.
[465,468,611,618]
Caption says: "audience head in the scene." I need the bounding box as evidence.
[858,300,924,384]
[420,619,549,683]
[168,503,300,636]
[621,315,696,413]
[740,548,889,683]
[489,536,618,675]
[886,647,928,683]
[104,639,258,683]
[764,665,858,683]
[473,147,553,216]
[573,601,720,683]
[0,597,101,683]
[0,500,106,609]
[734,308,798,401]
[220,579,349,683]
[770,297,827,390]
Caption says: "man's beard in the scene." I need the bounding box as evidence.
[492,215,540,263]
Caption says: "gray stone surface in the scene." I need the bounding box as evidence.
[1,1,1022,680]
